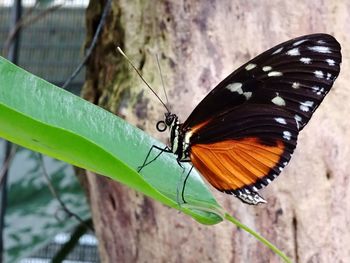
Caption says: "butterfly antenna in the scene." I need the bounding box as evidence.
[155,54,170,109]
[117,47,170,113]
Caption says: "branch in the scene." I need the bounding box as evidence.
[38,154,94,232]
[61,0,112,89]
[0,144,17,186]
[52,218,93,263]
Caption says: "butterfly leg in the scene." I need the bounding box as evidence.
[137,145,172,172]
[176,165,186,206]
[176,165,194,205]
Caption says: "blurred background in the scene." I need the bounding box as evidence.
[0,0,99,262]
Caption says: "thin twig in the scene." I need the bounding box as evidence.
[38,154,94,232]
[0,141,14,263]
[61,0,113,89]
[0,145,17,187]
[3,4,63,56]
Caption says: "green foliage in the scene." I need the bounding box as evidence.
[0,56,223,224]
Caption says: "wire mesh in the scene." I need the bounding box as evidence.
[0,0,88,92]
[21,233,99,263]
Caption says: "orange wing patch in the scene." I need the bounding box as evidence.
[190,137,284,191]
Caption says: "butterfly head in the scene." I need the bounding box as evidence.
[156,112,178,132]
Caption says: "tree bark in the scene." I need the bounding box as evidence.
[83,0,350,262]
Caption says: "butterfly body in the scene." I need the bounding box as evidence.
[146,34,342,205]
[165,113,190,162]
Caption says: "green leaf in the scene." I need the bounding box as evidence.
[4,147,90,263]
[0,56,224,224]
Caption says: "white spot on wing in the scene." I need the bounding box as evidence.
[299,101,314,112]
[271,93,286,106]
[294,114,302,129]
[268,71,283,77]
[312,86,324,95]
[226,83,252,100]
[300,57,312,64]
[226,82,243,94]
[314,70,324,78]
[292,82,300,89]
[308,46,331,53]
[326,73,332,80]
[293,39,307,46]
[272,47,283,54]
[315,87,324,95]
[245,63,257,71]
[317,40,326,44]
[243,92,252,100]
[286,48,300,56]
[283,131,292,140]
[275,117,287,124]
[262,66,272,72]
[326,59,335,66]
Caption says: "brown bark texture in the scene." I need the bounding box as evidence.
[82,0,350,262]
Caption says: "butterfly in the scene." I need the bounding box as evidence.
[131,33,341,205]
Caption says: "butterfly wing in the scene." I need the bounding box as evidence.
[183,33,341,131]
[183,34,341,204]
[189,104,298,204]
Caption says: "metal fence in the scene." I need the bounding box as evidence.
[0,0,87,93]
[21,233,99,263]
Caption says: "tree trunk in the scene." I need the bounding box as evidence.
[82,1,350,262]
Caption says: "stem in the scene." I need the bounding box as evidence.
[224,213,293,263]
